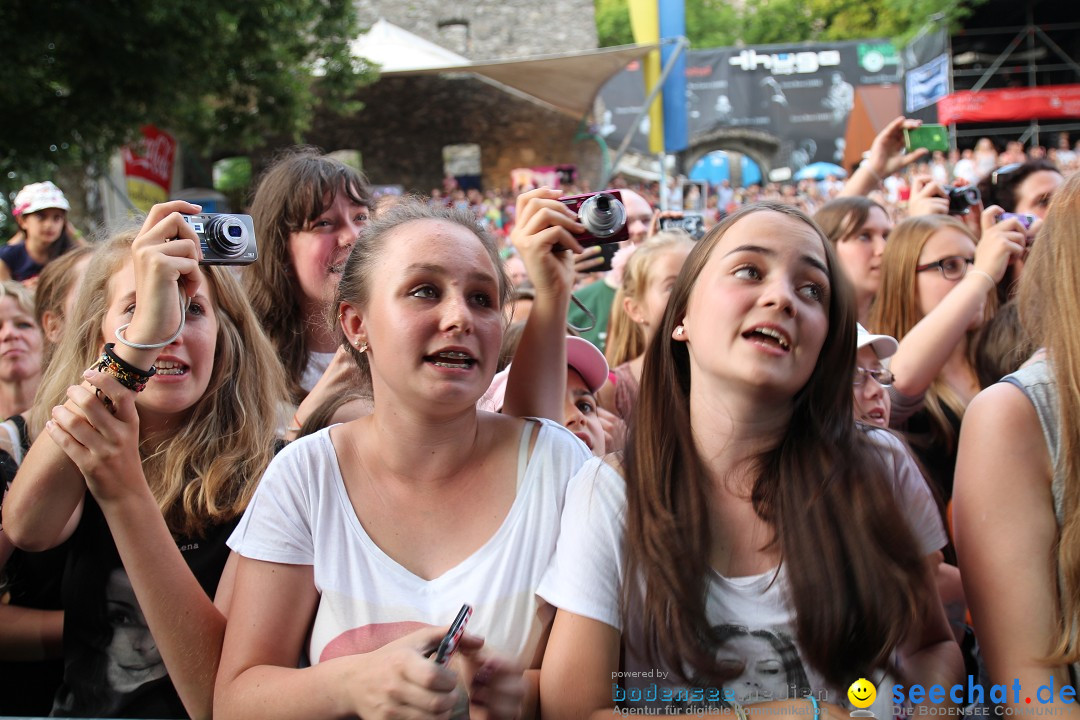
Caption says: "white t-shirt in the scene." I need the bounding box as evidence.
[537,428,946,710]
[229,417,591,665]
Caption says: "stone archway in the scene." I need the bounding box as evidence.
[680,128,782,185]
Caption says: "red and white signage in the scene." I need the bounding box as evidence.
[938,84,1080,125]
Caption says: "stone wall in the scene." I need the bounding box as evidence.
[303,74,603,193]
[353,0,598,61]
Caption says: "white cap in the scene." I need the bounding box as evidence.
[856,323,898,360]
[13,181,70,216]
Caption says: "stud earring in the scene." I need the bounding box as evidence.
[356,338,368,353]
[674,325,685,337]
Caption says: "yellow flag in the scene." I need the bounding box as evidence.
[628,0,664,154]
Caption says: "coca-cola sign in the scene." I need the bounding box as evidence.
[122,126,176,191]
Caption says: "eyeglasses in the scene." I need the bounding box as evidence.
[916,256,974,280]
[853,366,894,387]
[991,163,1022,186]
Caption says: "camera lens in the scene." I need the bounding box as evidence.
[205,215,249,258]
[578,193,627,239]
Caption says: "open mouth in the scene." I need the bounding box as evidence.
[153,359,189,377]
[424,350,476,370]
[742,326,791,351]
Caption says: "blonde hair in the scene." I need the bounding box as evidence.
[869,215,989,451]
[0,279,36,317]
[605,232,694,368]
[1017,171,1080,664]
[30,230,289,536]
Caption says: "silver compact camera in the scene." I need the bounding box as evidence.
[181,213,258,265]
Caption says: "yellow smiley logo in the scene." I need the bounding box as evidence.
[848,678,877,709]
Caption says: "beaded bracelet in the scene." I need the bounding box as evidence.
[96,343,156,393]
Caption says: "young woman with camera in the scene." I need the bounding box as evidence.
[214,197,592,719]
[537,202,960,715]
[868,211,1025,500]
[2,201,288,718]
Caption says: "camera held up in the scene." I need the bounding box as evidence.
[181,213,259,265]
[944,185,981,216]
[559,190,630,246]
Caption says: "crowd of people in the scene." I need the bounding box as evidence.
[0,118,1077,719]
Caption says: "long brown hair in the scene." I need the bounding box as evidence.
[1017,171,1080,665]
[244,146,373,403]
[623,202,931,687]
[31,231,289,536]
[868,215,988,452]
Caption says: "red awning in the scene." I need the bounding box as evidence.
[938,84,1080,124]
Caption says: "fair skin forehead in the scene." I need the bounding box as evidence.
[374,220,500,296]
[699,213,830,290]
[917,227,976,264]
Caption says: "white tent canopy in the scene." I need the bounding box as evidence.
[351,19,659,117]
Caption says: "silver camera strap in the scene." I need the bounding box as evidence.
[567,293,596,334]
[114,283,188,350]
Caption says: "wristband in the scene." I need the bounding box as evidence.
[968,268,997,291]
[96,343,157,393]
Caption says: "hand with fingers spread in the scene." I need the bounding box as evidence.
[843,116,929,198]
[976,206,1028,284]
[908,175,949,218]
[46,369,145,507]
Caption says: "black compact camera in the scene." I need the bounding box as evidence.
[181,213,258,265]
[944,185,981,216]
[659,213,706,241]
[559,190,629,245]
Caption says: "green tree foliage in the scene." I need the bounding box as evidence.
[0,0,376,175]
[595,0,984,49]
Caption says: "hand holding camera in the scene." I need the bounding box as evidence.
[908,175,949,217]
[510,187,586,299]
[975,205,1027,284]
[118,201,210,361]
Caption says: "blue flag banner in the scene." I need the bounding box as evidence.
[659,0,688,153]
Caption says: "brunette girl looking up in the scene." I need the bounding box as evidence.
[538,202,961,716]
